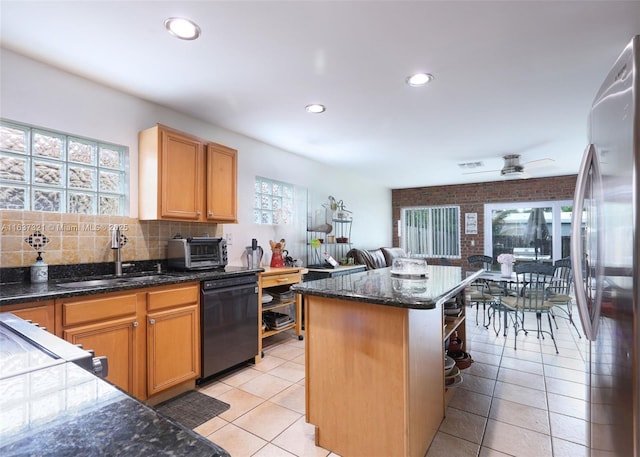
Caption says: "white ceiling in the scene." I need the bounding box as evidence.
[1,1,639,189]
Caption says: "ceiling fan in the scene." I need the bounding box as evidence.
[461,154,555,179]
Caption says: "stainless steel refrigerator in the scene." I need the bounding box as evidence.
[571,35,639,456]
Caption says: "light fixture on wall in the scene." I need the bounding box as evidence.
[406,72,434,87]
[305,104,326,114]
[164,17,201,40]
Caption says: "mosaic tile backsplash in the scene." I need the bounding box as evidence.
[0,210,222,269]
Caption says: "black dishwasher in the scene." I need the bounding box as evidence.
[199,274,259,383]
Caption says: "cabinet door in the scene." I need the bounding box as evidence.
[63,316,139,395]
[160,128,205,221]
[0,300,55,333]
[206,143,237,222]
[147,304,200,396]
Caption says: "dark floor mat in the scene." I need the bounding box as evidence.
[156,390,230,429]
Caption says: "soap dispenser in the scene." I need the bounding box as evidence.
[30,252,48,283]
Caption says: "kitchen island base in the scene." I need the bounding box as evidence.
[305,295,444,457]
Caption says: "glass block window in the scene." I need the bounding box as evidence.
[254,177,295,225]
[0,120,129,215]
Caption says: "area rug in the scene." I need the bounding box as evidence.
[156,390,230,429]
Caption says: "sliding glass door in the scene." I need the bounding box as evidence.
[484,201,572,265]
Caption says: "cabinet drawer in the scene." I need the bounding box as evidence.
[147,284,199,312]
[62,294,138,327]
[261,273,302,288]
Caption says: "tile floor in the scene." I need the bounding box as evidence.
[193,307,588,457]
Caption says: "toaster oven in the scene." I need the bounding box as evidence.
[168,237,228,270]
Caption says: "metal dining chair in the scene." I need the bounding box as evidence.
[466,255,498,327]
[547,257,581,338]
[499,262,559,353]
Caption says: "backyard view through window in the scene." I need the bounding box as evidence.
[401,205,460,258]
[485,201,572,265]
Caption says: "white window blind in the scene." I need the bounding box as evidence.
[401,205,460,258]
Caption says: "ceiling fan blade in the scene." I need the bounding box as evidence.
[462,169,500,175]
[524,158,555,168]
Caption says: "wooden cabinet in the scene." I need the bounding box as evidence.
[257,267,304,359]
[146,285,200,396]
[443,292,466,406]
[58,291,142,397]
[0,300,55,333]
[56,282,200,401]
[206,143,237,222]
[138,124,237,223]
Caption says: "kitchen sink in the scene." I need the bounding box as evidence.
[57,278,130,288]
[57,274,174,288]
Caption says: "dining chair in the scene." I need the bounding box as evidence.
[547,257,581,338]
[499,262,559,353]
[466,255,498,327]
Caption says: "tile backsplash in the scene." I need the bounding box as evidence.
[0,210,221,268]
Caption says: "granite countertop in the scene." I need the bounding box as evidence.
[291,265,482,309]
[0,361,229,457]
[0,266,263,306]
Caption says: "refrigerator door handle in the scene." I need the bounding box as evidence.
[571,143,603,341]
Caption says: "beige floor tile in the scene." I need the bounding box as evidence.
[198,380,234,398]
[545,377,587,401]
[471,351,502,367]
[207,422,267,457]
[552,437,588,457]
[219,366,264,387]
[489,397,550,434]
[440,406,487,444]
[237,372,293,400]
[265,343,305,361]
[291,353,305,366]
[254,354,288,372]
[448,386,492,417]
[542,353,587,371]
[547,392,587,420]
[425,431,480,457]
[499,355,543,375]
[466,361,499,380]
[483,419,552,457]
[549,412,587,446]
[497,366,546,391]
[501,346,543,363]
[217,387,265,421]
[470,340,505,356]
[459,372,496,396]
[270,383,306,414]
[543,365,587,384]
[478,447,514,456]
[252,443,297,457]
[271,416,332,457]
[193,416,228,437]
[493,381,547,409]
[268,360,306,383]
[233,401,302,441]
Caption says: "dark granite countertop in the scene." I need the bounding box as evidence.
[0,362,229,457]
[0,266,263,306]
[292,265,482,309]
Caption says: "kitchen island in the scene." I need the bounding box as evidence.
[291,265,480,457]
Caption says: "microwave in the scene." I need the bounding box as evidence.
[168,237,228,271]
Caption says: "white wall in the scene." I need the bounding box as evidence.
[0,49,392,266]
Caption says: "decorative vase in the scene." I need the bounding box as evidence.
[501,263,513,278]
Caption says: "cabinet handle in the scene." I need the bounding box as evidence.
[149,319,155,325]
[133,321,139,328]
[196,211,202,217]
[277,278,289,282]
[208,211,214,217]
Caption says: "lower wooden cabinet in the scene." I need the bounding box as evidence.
[0,300,55,333]
[56,282,200,401]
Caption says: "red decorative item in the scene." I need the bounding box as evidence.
[269,239,286,268]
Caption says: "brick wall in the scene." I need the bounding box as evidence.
[391,175,577,266]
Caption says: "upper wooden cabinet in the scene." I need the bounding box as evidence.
[138,124,237,223]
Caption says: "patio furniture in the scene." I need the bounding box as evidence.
[547,257,581,338]
[466,255,498,327]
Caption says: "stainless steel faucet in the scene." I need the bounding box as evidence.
[111,226,123,276]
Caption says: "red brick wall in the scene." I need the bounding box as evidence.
[391,175,577,266]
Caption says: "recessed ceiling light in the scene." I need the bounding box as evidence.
[165,17,201,40]
[305,104,326,114]
[406,73,434,87]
